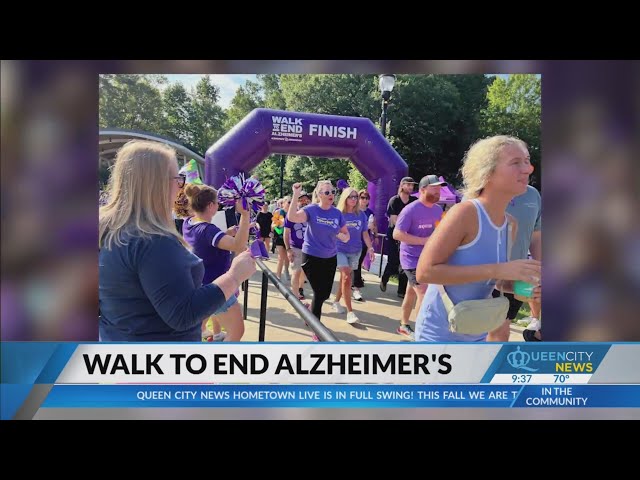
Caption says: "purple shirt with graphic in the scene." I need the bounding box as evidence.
[284,217,307,250]
[302,204,345,258]
[182,218,231,284]
[337,211,368,254]
[395,201,443,270]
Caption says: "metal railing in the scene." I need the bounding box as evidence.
[242,258,339,342]
[375,233,387,277]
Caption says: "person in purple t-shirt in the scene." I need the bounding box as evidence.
[393,175,445,339]
[332,188,375,324]
[287,181,349,337]
[284,191,310,300]
[183,184,251,341]
[352,188,377,300]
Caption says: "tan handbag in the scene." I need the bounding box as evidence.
[438,221,512,335]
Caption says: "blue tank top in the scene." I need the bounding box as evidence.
[415,199,509,342]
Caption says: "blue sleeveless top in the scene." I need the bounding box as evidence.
[415,199,509,342]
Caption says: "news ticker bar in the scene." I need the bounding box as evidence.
[40,384,640,408]
[3,342,640,419]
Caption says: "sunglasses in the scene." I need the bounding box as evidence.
[321,189,337,196]
[173,174,186,188]
[347,195,359,200]
[360,196,370,200]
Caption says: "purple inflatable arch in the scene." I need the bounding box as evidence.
[205,108,408,237]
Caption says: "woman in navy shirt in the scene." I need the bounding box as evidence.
[99,141,255,342]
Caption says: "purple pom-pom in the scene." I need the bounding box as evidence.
[336,179,349,190]
[217,173,266,214]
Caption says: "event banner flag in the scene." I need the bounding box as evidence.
[2,342,639,418]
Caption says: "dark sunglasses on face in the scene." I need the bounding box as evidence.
[348,195,359,200]
[174,174,186,188]
[321,189,336,196]
[360,196,370,200]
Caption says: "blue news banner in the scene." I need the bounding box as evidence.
[2,342,640,416]
[41,384,640,409]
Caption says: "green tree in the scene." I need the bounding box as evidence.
[280,74,377,118]
[161,82,193,144]
[347,168,368,191]
[275,74,378,193]
[388,75,465,182]
[445,74,493,182]
[258,74,287,110]
[99,74,165,132]
[479,74,541,187]
[189,75,227,155]
[223,80,263,131]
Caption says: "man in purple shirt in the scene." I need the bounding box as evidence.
[393,175,445,339]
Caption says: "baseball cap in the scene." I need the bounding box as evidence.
[400,176,417,184]
[298,191,310,199]
[419,175,448,188]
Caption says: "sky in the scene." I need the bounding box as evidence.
[165,74,257,109]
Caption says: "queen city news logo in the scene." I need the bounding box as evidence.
[506,346,594,373]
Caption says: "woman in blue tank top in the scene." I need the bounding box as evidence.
[414,136,542,342]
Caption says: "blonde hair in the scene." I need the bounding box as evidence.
[99,140,183,249]
[312,180,333,204]
[337,187,361,214]
[460,135,528,199]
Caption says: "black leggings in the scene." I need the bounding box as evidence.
[301,253,337,321]
[382,229,407,295]
[352,244,368,288]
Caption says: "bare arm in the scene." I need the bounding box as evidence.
[416,202,541,285]
[530,230,541,261]
[393,229,427,245]
[336,225,350,243]
[363,230,375,262]
[284,226,292,250]
[388,214,398,228]
[362,230,373,250]
[217,210,250,253]
[287,183,308,223]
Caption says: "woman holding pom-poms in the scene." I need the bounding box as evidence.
[182,184,251,342]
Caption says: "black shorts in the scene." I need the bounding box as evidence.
[259,228,271,239]
[274,235,286,247]
[492,289,522,320]
[401,268,420,286]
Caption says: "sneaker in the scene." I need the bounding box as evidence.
[397,292,405,299]
[380,278,388,292]
[346,311,360,324]
[298,288,305,300]
[396,324,415,340]
[202,330,226,342]
[517,316,534,327]
[211,332,227,342]
[526,318,542,331]
[332,302,346,314]
[523,329,541,342]
[352,288,363,301]
[311,334,320,342]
